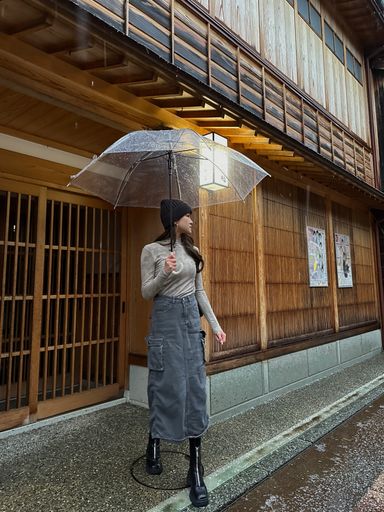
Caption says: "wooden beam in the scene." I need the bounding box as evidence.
[80,56,125,71]
[177,109,223,118]
[0,33,202,133]
[245,143,282,150]
[197,120,241,128]
[109,72,158,86]
[212,128,256,136]
[268,156,305,162]
[256,150,295,157]
[7,15,52,36]
[153,97,205,109]
[135,84,182,97]
[231,136,270,144]
[47,41,94,55]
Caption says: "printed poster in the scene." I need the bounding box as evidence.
[306,226,328,287]
[335,233,353,288]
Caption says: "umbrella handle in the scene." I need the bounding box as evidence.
[172,263,184,275]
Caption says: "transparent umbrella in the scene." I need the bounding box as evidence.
[69,128,270,248]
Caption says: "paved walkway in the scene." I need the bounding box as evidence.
[224,392,384,511]
[0,353,384,512]
[353,472,384,512]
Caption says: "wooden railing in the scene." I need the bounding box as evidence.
[71,0,375,186]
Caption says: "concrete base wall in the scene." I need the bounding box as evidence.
[128,330,382,422]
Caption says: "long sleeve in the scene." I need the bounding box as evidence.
[141,245,171,300]
[195,271,221,334]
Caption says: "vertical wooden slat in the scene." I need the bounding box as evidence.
[61,204,72,396]
[124,0,129,35]
[316,110,321,153]
[103,211,110,386]
[301,98,305,144]
[283,83,288,134]
[237,46,242,105]
[43,201,54,400]
[330,121,335,162]
[87,208,96,389]
[198,202,211,360]
[207,23,212,87]
[52,202,63,399]
[6,194,21,410]
[326,199,339,333]
[369,213,381,322]
[262,66,266,120]
[253,187,267,349]
[28,188,47,418]
[70,204,80,393]
[119,209,127,390]
[95,211,103,388]
[352,139,357,176]
[0,192,10,359]
[79,206,88,392]
[17,196,31,408]
[170,0,175,65]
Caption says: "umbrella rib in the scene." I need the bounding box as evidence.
[113,158,144,207]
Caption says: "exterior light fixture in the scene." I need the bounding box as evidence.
[200,132,229,191]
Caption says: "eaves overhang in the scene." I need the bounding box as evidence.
[1,0,384,210]
[324,0,384,53]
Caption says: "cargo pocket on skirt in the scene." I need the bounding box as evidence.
[200,330,206,364]
[146,337,164,371]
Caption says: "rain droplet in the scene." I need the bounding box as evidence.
[91,80,94,87]
[74,122,78,129]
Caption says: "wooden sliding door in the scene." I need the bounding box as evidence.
[0,181,125,431]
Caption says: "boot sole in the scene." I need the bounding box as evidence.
[189,490,209,508]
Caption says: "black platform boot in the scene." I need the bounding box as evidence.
[146,434,163,475]
[187,437,209,508]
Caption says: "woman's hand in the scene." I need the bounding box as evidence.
[164,252,177,274]
[215,330,226,345]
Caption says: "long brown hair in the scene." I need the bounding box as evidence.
[155,227,204,273]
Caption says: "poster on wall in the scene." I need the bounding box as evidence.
[306,226,328,287]
[335,233,353,288]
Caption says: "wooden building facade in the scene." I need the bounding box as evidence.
[1,0,384,431]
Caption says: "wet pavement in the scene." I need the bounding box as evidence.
[224,394,384,512]
[0,353,383,512]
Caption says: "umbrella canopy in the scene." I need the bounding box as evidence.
[69,129,269,209]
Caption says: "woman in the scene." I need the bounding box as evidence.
[141,198,226,508]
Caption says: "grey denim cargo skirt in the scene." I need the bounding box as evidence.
[146,293,208,442]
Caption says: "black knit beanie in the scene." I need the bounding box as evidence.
[160,199,192,230]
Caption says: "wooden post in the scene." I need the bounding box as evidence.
[237,46,242,105]
[207,23,212,88]
[120,208,129,392]
[198,198,211,360]
[253,187,267,350]
[28,187,47,420]
[125,0,129,35]
[170,0,175,65]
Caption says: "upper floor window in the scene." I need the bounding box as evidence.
[324,22,344,64]
[298,0,322,37]
[346,49,363,83]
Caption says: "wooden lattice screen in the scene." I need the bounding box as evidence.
[263,178,333,345]
[0,183,123,427]
[0,190,37,412]
[39,196,121,403]
[332,204,377,327]
[207,194,259,360]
